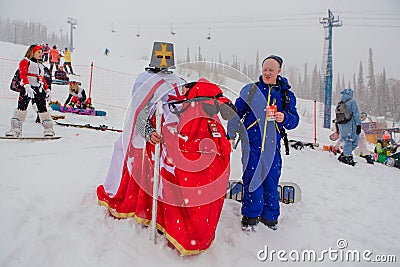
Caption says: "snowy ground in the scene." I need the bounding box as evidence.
[0,41,399,267]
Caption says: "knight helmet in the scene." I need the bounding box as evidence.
[149,42,175,69]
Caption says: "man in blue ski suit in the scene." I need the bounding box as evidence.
[336,88,362,166]
[227,55,299,230]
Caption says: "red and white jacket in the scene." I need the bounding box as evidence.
[19,57,49,90]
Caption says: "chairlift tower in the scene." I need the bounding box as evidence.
[320,9,342,129]
[67,17,78,52]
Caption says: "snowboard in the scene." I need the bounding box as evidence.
[51,104,106,116]
[55,121,122,132]
[278,182,302,204]
[226,180,301,204]
[0,136,61,141]
[329,132,339,141]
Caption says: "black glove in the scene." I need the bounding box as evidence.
[356,125,361,135]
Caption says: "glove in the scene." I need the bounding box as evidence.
[45,89,52,101]
[388,145,397,154]
[24,84,35,98]
[356,125,361,135]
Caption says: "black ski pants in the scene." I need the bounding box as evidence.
[17,86,47,113]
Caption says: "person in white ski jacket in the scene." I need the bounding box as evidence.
[5,44,55,137]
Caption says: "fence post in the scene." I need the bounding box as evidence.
[89,62,93,98]
[314,100,317,144]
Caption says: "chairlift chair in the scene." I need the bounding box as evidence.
[170,24,176,35]
[206,27,211,40]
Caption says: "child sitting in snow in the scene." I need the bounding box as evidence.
[64,81,92,109]
[54,65,69,81]
[374,132,400,168]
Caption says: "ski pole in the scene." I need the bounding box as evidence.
[150,101,163,243]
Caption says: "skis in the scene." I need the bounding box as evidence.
[226,180,301,204]
[289,139,319,150]
[51,104,106,116]
[0,136,61,141]
[55,121,122,132]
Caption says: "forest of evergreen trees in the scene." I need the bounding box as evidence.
[1,16,398,123]
[0,16,68,49]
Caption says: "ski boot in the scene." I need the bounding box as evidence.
[338,154,356,166]
[394,159,400,169]
[364,154,374,164]
[39,112,55,137]
[5,110,26,137]
[260,217,278,231]
[241,216,259,232]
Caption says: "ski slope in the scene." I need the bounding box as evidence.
[0,41,399,267]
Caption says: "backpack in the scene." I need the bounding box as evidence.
[335,99,352,124]
[41,63,52,89]
[10,69,24,93]
[242,81,291,155]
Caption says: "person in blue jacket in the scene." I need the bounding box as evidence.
[227,55,299,231]
[336,88,362,166]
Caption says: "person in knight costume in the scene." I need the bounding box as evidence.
[97,42,234,255]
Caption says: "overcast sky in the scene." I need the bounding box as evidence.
[1,0,400,81]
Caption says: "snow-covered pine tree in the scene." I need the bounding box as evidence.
[311,64,320,101]
[341,75,345,91]
[303,63,309,99]
[367,48,377,115]
[388,79,400,122]
[255,51,260,81]
[186,48,190,63]
[352,73,357,99]
[357,61,366,112]
[376,68,389,116]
